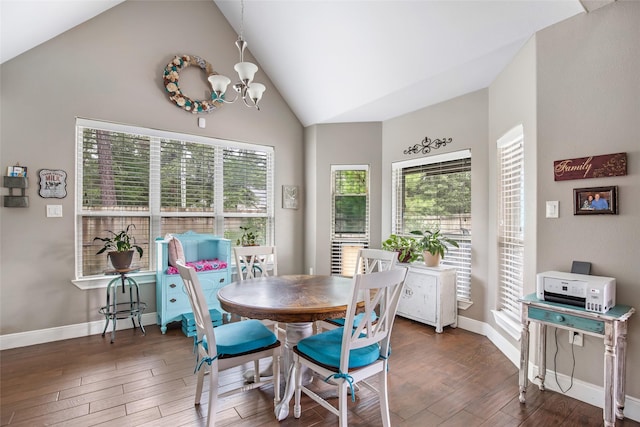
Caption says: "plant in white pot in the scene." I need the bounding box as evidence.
[94,224,144,270]
[410,229,459,267]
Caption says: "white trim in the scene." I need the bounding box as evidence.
[71,272,156,290]
[0,312,157,350]
[1,313,638,423]
[491,309,522,340]
[457,299,473,310]
[392,148,471,170]
[497,124,524,148]
[76,117,275,153]
[331,164,369,171]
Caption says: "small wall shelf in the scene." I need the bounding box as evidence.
[3,176,29,208]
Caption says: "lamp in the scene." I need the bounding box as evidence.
[208,0,265,110]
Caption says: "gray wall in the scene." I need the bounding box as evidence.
[304,122,383,275]
[379,0,640,401]
[488,35,538,335]
[534,1,640,393]
[0,0,304,335]
[382,89,489,322]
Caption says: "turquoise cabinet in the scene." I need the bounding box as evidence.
[155,231,231,334]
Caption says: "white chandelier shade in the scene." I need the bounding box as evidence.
[208,0,265,110]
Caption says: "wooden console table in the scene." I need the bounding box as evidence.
[518,293,635,427]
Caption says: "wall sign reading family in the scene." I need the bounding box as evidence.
[574,186,618,215]
[554,152,626,181]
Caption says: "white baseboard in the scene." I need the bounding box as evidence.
[0,312,158,350]
[456,315,639,423]
[1,313,638,422]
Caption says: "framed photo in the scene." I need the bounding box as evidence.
[574,186,618,215]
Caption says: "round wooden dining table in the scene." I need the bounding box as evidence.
[217,274,360,420]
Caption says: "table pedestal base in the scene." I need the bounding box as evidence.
[275,322,314,420]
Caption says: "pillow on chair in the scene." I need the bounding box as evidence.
[166,234,185,267]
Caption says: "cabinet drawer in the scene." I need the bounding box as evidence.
[164,279,185,297]
[528,306,605,335]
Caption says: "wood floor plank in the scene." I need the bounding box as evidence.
[2,319,639,426]
[90,378,188,413]
[50,405,127,427]
[93,407,163,427]
[10,385,122,423]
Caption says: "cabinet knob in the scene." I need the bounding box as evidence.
[555,314,564,322]
[170,298,176,303]
[219,278,225,283]
[170,283,176,288]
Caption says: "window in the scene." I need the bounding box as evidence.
[391,150,472,302]
[76,118,274,279]
[330,165,369,276]
[496,125,524,326]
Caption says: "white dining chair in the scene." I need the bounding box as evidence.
[176,261,281,427]
[292,267,408,427]
[234,246,283,333]
[318,248,399,332]
[234,245,278,279]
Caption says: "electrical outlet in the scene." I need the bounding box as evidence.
[569,331,583,347]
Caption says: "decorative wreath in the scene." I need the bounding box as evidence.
[163,55,222,114]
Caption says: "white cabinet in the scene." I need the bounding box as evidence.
[396,265,457,333]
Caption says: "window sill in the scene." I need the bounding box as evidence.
[492,309,521,340]
[72,271,156,290]
[457,299,473,310]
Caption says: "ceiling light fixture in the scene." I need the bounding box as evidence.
[208,0,265,110]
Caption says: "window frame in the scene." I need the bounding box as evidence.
[73,118,274,289]
[391,149,472,305]
[330,165,370,276]
[492,124,525,339]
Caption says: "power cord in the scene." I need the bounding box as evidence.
[553,328,576,393]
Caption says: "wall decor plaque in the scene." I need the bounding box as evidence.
[404,136,452,156]
[38,169,67,198]
[282,185,299,209]
[554,152,626,181]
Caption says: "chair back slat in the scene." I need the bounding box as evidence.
[234,246,278,280]
[340,267,407,372]
[356,248,398,275]
[176,261,218,359]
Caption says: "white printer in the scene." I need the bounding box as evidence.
[536,271,616,314]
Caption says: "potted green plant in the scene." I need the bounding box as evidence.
[381,234,420,263]
[410,229,459,267]
[94,224,144,270]
[236,226,259,246]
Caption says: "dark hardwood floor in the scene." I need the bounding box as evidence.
[2,317,638,426]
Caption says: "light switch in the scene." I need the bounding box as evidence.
[198,117,206,128]
[545,201,558,218]
[46,205,63,217]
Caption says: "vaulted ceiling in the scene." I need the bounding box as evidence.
[2,0,607,126]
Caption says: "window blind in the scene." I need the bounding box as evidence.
[76,118,274,278]
[330,165,369,275]
[497,125,524,320]
[391,150,472,301]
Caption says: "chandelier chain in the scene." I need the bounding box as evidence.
[239,0,245,41]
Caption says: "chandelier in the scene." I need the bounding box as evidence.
[208,0,265,110]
